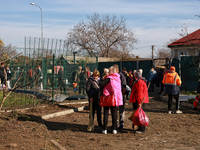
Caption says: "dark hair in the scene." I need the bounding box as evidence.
[128,70,132,73]
[92,70,100,77]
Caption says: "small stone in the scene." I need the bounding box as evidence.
[6,143,18,148]
[161,141,167,143]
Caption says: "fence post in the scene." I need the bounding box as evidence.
[64,59,67,95]
[96,56,98,70]
[137,60,139,71]
[52,54,55,104]
[42,57,45,90]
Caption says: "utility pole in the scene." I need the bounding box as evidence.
[152,45,155,67]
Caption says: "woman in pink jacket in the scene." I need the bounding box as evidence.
[99,66,123,134]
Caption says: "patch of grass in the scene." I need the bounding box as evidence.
[0,90,43,110]
[181,91,197,95]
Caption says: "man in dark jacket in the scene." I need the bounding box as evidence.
[0,63,6,88]
[58,66,66,93]
[35,65,43,91]
[79,69,86,94]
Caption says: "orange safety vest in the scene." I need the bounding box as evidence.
[162,72,181,95]
[162,72,181,86]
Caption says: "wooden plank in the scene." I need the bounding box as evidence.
[51,139,66,150]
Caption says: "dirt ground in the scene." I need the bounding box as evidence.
[0,91,200,150]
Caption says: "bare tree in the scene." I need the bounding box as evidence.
[156,39,177,58]
[157,24,191,59]
[156,47,171,58]
[67,13,137,57]
[0,39,17,64]
[178,24,189,37]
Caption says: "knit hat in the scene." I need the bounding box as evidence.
[134,71,141,78]
[170,66,175,71]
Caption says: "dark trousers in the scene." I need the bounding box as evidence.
[149,82,155,92]
[132,101,146,132]
[160,83,164,93]
[168,94,180,111]
[89,101,102,127]
[103,106,117,130]
[59,80,66,93]
[118,95,126,127]
[1,75,6,85]
[79,82,85,94]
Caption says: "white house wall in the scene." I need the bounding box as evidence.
[171,46,200,59]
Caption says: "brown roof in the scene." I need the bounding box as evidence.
[168,29,200,47]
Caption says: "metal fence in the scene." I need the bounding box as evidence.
[1,40,199,111]
[0,36,98,110]
[0,55,97,110]
[172,56,200,91]
[98,60,153,78]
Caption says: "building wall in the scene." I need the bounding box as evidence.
[171,46,200,59]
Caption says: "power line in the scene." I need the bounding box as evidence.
[134,45,153,49]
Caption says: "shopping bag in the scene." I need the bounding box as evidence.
[99,95,116,107]
[133,107,149,126]
[128,97,145,121]
[73,82,77,88]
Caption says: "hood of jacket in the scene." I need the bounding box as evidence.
[89,76,100,82]
[106,73,121,82]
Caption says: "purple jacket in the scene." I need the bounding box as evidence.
[103,73,123,106]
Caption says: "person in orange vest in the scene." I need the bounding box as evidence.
[162,66,182,114]
[193,80,200,110]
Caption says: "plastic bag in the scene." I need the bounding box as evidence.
[133,107,149,126]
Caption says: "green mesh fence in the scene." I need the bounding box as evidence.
[0,55,98,110]
[98,60,152,78]
[172,56,200,91]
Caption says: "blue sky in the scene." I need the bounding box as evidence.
[0,0,200,58]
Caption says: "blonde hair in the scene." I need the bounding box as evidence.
[109,66,117,74]
[104,68,109,73]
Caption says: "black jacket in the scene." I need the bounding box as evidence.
[86,77,100,100]
[197,80,200,93]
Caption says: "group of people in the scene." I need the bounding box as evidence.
[0,63,11,89]
[86,64,149,134]
[73,66,91,94]
[85,64,191,134]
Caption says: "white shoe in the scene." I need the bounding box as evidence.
[102,130,107,134]
[168,111,172,114]
[175,110,182,114]
[113,130,117,134]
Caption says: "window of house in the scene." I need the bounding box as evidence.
[179,51,187,56]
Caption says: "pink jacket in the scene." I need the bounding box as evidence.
[103,73,123,106]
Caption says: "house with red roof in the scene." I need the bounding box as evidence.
[168,29,200,59]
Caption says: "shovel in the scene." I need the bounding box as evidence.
[87,101,94,131]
